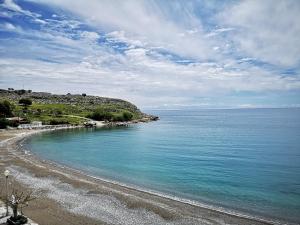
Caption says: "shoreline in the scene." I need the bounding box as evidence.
[17,133,287,225]
[0,128,294,225]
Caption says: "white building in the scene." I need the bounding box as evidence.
[18,121,42,129]
[31,121,42,127]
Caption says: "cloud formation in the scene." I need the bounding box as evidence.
[219,0,300,67]
[0,0,300,108]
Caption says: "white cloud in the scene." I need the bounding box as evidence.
[2,22,16,30]
[80,31,100,44]
[206,27,235,37]
[219,0,300,67]
[1,41,299,107]
[0,10,12,18]
[2,0,39,17]
[2,0,24,13]
[1,0,300,108]
[106,30,144,48]
[32,0,216,61]
[34,18,47,24]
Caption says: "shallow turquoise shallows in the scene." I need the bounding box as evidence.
[25,108,300,223]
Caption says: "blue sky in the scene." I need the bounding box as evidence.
[0,0,300,109]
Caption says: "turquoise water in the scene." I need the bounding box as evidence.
[25,108,300,223]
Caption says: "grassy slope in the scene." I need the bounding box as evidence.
[0,90,145,125]
[12,102,144,125]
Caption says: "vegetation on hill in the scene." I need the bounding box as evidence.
[87,108,133,122]
[19,98,33,108]
[0,100,14,117]
[0,89,154,128]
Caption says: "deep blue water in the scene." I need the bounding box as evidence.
[25,108,300,223]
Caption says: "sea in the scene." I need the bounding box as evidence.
[24,108,300,223]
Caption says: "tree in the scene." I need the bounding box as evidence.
[36,108,42,115]
[111,111,134,122]
[0,100,13,117]
[88,108,113,121]
[19,98,32,109]
[0,177,38,225]
[112,114,124,122]
[15,89,26,95]
[122,111,133,121]
[0,118,9,128]
[7,189,35,223]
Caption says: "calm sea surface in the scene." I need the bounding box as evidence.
[25,108,300,223]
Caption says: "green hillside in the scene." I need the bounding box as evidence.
[0,89,156,127]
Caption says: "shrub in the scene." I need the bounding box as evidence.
[0,100,13,117]
[19,98,32,107]
[52,109,63,117]
[111,111,133,122]
[49,119,69,125]
[0,118,18,128]
[88,110,134,122]
[36,108,42,115]
[15,89,26,95]
[88,109,113,121]
[0,118,9,129]
[112,114,124,122]
[122,111,133,121]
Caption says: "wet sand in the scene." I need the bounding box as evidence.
[0,129,289,225]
